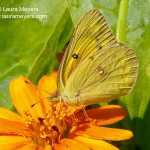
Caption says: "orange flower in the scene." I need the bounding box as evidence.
[0,72,133,150]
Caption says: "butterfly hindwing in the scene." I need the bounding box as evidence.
[64,44,138,105]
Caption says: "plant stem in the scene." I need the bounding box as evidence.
[116,0,128,42]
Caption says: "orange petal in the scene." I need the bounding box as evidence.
[0,107,24,122]
[73,136,119,150]
[16,143,43,150]
[54,138,90,150]
[10,76,45,119]
[77,105,127,125]
[67,105,83,118]
[0,136,31,150]
[0,118,30,136]
[37,72,58,115]
[38,72,57,100]
[44,144,52,150]
[72,124,133,141]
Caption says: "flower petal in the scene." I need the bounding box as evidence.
[54,138,90,150]
[38,72,57,100]
[10,76,44,119]
[16,143,43,150]
[72,124,133,141]
[44,144,52,150]
[37,72,58,116]
[0,107,24,122]
[0,136,31,150]
[0,118,29,136]
[72,136,119,150]
[77,105,127,125]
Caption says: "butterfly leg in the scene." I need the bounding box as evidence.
[81,105,90,121]
[58,96,62,114]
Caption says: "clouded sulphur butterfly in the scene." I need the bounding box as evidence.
[57,9,138,106]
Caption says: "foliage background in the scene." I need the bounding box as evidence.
[0,0,150,150]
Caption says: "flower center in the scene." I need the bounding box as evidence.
[24,102,73,148]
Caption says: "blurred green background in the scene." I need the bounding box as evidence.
[0,0,150,150]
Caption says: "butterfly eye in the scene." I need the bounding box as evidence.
[72,53,79,59]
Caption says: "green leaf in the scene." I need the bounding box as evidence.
[27,8,74,84]
[0,0,72,108]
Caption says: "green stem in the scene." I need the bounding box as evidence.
[116,0,128,42]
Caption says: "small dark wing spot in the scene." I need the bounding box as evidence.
[96,37,99,41]
[72,53,79,59]
[89,55,95,60]
[99,45,102,49]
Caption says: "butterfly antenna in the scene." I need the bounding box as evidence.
[24,80,51,95]
[24,80,52,108]
[30,97,49,108]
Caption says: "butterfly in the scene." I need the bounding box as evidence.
[56,9,138,106]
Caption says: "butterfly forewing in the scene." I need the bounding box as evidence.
[58,9,118,89]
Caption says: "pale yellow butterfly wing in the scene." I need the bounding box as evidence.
[57,9,138,106]
[58,9,118,93]
[63,44,138,105]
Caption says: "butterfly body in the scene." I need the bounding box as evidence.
[57,10,138,106]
